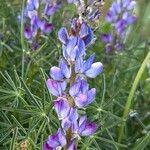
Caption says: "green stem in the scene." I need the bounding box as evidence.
[118,50,150,143]
[21,0,25,78]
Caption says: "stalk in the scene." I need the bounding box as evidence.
[118,50,150,142]
[21,0,26,79]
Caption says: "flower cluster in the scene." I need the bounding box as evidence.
[24,0,61,50]
[101,0,136,53]
[44,17,103,149]
[67,0,104,22]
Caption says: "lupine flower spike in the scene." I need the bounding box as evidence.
[44,9,103,150]
[24,0,61,50]
[101,0,136,53]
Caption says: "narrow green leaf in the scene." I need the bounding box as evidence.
[0,129,12,144]
[9,127,18,150]
[133,133,150,150]
[20,78,43,111]
[11,115,27,135]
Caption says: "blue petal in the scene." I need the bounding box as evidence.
[69,81,81,97]
[44,4,55,16]
[75,57,83,73]
[101,34,113,43]
[127,1,136,10]
[67,140,77,150]
[33,0,39,9]
[68,108,78,122]
[80,123,97,136]
[65,37,85,61]
[57,129,67,146]
[87,88,96,105]
[82,54,95,73]
[83,27,95,47]
[65,37,78,61]
[61,108,78,130]
[46,79,66,96]
[112,2,121,14]
[60,59,71,78]
[24,26,33,39]
[75,94,88,108]
[79,115,87,127]
[76,38,86,57]
[54,98,70,120]
[80,79,89,94]
[78,115,87,134]
[61,118,71,130]
[62,45,68,60]
[43,142,53,150]
[85,62,103,78]
[42,23,53,33]
[59,80,67,93]
[50,66,64,80]
[65,37,77,59]
[79,23,89,38]
[46,79,59,96]
[58,27,69,45]
[72,120,79,134]
[47,134,60,148]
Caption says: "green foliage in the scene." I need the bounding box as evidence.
[0,0,150,149]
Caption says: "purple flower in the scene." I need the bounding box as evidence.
[44,128,66,150]
[101,34,113,43]
[67,140,77,150]
[26,0,39,11]
[63,37,86,61]
[75,54,103,78]
[58,27,69,45]
[23,0,61,50]
[73,116,97,136]
[69,78,96,108]
[45,8,103,148]
[79,22,95,47]
[106,44,113,53]
[71,19,95,47]
[54,97,78,130]
[61,108,78,130]
[39,21,53,33]
[30,15,41,29]
[58,20,95,48]
[50,59,71,81]
[106,0,136,29]
[24,26,33,40]
[54,98,70,120]
[44,2,61,16]
[46,79,67,97]
[101,0,136,53]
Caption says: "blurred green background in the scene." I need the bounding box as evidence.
[0,0,150,149]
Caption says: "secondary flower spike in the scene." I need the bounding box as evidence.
[45,15,103,149]
[23,0,61,50]
[101,0,136,53]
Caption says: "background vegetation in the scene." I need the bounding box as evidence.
[0,0,150,149]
